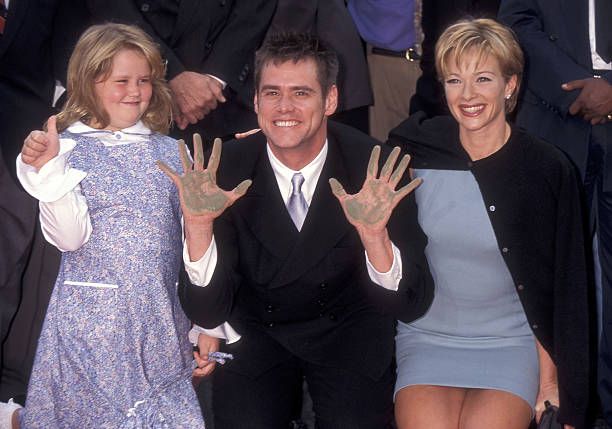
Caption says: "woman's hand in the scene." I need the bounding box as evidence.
[21,115,60,170]
[534,340,574,429]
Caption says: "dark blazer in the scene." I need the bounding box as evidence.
[499,0,612,188]
[0,0,68,403]
[389,113,591,428]
[267,0,373,112]
[180,121,433,380]
[83,0,277,140]
[0,0,59,177]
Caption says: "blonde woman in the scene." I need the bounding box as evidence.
[389,19,590,429]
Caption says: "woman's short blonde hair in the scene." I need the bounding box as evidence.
[435,18,524,112]
[55,23,173,133]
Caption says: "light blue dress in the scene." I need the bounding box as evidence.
[395,169,539,407]
[22,131,205,428]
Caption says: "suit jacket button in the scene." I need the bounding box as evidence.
[320,282,327,289]
[329,313,336,321]
[517,284,525,291]
[140,3,150,12]
[548,34,558,41]
[532,323,538,329]
[266,304,274,313]
[267,322,275,328]
[317,299,325,307]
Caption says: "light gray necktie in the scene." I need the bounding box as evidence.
[287,173,308,231]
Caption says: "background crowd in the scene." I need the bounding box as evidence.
[0,0,610,428]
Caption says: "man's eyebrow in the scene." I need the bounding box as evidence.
[259,85,315,92]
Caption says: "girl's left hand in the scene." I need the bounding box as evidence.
[193,333,219,379]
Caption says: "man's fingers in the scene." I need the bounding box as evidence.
[157,160,179,181]
[207,138,223,176]
[193,134,205,171]
[229,179,252,201]
[562,79,586,91]
[390,154,411,187]
[568,99,583,116]
[177,139,192,172]
[235,128,261,139]
[395,177,423,201]
[366,145,381,180]
[208,77,227,103]
[380,147,401,180]
[329,178,347,199]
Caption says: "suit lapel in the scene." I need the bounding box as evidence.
[233,149,299,261]
[269,135,352,288]
[0,0,28,58]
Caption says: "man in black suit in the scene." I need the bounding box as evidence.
[499,0,612,423]
[160,33,434,428]
[0,0,72,404]
[83,0,276,142]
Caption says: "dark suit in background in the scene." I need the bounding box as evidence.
[409,0,500,117]
[499,0,611,423]
[0,0,71,404]
[83,0,277,142]
[180,121,433,428]
[267,0,374,133]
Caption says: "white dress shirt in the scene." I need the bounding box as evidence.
[589,0,612,70]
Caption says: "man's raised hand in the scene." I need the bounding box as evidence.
[329,146,421,235]
[157,134,251,223]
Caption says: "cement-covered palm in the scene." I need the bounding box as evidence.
[157,134,251,220]
[329,146,421,233]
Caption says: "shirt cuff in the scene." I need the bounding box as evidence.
[365,242,402,291]
[206,74,227,89]
[16,138,87,202]
[188,323,241,345]
[183,236,218,287]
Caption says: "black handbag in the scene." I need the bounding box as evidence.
[537,401,562,429]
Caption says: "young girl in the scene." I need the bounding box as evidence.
[5,23,206,428]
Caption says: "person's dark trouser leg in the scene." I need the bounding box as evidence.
[304,361,395,429]
[213,358,303,429]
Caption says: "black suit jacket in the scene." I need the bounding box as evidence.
[499,0,612,188]
[180,121,433,380]
[83,0,277,140]
[0,0,69,402]
[0,0,59,177]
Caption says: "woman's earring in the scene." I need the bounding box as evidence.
[505,94,511,100]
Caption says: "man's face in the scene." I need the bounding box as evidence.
[254,58,338,169]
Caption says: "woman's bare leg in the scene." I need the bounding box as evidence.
[459,389,532,429]
[395,385,468,429]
